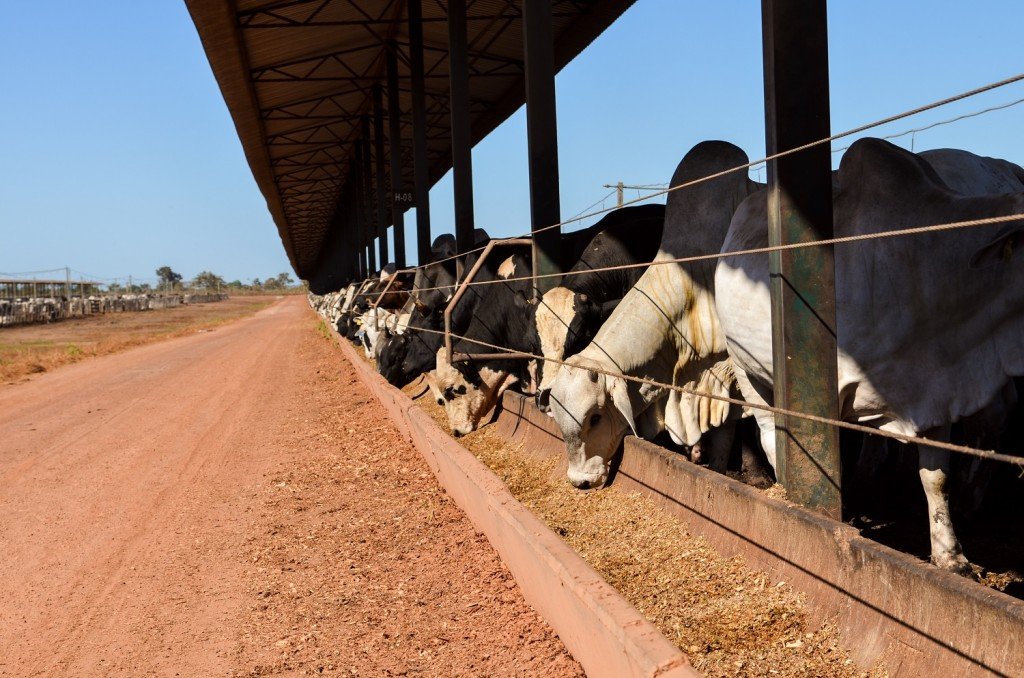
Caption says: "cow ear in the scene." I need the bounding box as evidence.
[608,375,638,437]
[970,227,1024,269]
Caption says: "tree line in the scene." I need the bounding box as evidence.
[104,268,300,294]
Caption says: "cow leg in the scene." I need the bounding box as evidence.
[732,368,777,471]
[918,426,971,575]
[705,420,736,473]
[853,434,889,489]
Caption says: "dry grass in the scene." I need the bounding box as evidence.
[0,296,275,385]
[398,379,884,677]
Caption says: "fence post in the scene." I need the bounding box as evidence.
[523,0,562,295]
[761,0,842,518]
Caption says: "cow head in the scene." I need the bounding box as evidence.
[547,355,639,489]
[534,287,575,401]
[434,347,518,437]
[534,288,606,412]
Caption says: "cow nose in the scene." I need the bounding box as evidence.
[576,479,591,490]
[452,430,463,439]
[536,389,551,411]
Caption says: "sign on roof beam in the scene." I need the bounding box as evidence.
[373,84,390,268]
[387,42,407,269]
[761,0,842,519]
[447,0,475,264]
[523,0,562,296]
[408,0,433,265]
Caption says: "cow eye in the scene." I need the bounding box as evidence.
[589,413,602,428]
[436,398,444,407]
[455,385,467,395]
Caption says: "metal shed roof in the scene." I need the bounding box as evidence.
[186,0,634,281]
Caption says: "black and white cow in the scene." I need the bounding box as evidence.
[432,243,537,435]
[377,230,492,386]
[532,204,665,405]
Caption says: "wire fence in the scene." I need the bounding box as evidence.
[413,71,1024,272]
[330,70,1024,468]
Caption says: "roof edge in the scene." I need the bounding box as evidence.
[185,0,302,275]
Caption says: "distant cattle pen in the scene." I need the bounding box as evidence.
[0,277,228,328]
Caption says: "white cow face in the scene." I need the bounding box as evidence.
[548,356,637,489]
[534,287,576,398]
[434,348,518,437]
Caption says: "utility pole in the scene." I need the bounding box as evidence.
[603,182,666,208]
[65,266,71,300]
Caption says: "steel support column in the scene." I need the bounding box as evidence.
[523,0,562,295]
[373,85,390,267]
[408,0,432,264]
[352,185,367,279]
[447,0,475,259]
[761,0,841,518]
[360,117,377,272]
[355,142,373,275]
[386,43,407,268]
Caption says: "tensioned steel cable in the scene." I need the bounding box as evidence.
[410,71,1024,272]
[390,212,1024,295]
[831,95,1024,155]
[388,322,1024,467]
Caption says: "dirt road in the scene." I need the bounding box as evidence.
[0,297,578,676]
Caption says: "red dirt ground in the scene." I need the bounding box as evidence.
[0,297,580,676]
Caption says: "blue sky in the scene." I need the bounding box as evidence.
[1,1,1022,283]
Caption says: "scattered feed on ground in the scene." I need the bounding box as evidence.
[0,296,273,384]
[397,376,885,677]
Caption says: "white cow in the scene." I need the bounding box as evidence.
[547,141,761,488]
[715,139,1024,574]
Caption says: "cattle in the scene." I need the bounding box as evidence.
[545,141,761,489]
[358,293,412,360]
[433,244,535,435]
[342,272,397,341]
[532,204,666,403]
[715,138,1024,574]
[378,304,446,386]
[376,230,491,386]
[433,207,669,437]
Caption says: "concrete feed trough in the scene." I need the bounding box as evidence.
[333,333,695,678]
[493,391,1024,676]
